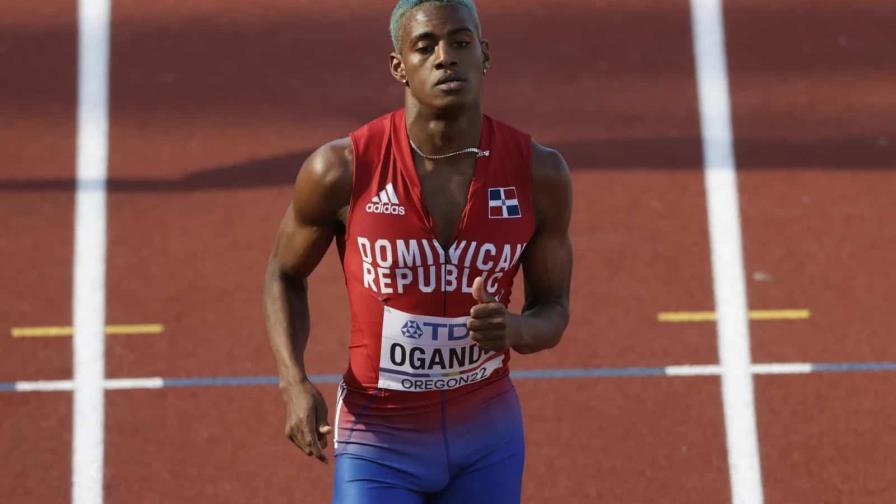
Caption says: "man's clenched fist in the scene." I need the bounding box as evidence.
[467,275,523,352]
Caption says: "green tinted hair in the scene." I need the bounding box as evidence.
[390,0,481,51]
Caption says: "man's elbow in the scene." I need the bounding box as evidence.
[263,255,306,294]
[542,317,568,352]
[542,303,570,350]
[516,304,568,354]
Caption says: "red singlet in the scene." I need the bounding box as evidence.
[340,108,535,399]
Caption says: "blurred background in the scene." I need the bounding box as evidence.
[2,0,895,502]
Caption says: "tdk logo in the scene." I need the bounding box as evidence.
[401,320,424,339]
[366,183,406,215]
[401,320,469,341]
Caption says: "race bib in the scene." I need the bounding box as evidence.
[377,306,504,392]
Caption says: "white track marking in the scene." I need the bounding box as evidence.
[665,364,723,376]
[16,380,76,392]
[689,1,765,503]
[73,1,111,503]
[104,378,165,390]
[751,363,812,375]
[665,364,813,377]
[12,379,163,392]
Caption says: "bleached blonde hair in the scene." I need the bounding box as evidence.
[389,0,481,51]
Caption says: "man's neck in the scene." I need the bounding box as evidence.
[404,99,482,158]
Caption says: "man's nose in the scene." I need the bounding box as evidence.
[433,41,459,69]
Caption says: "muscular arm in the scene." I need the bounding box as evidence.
[466,142,572,354]
[513,142,573,354]
[262,138,352,461]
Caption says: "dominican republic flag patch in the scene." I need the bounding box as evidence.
[488,187,522,219]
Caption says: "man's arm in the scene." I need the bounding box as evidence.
[467,142,572,354]
[262,138,352,463]
[513,143,573,353]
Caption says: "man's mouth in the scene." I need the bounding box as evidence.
[435,75,467,86]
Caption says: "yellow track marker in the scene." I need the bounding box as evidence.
[658,310,810,323]
[748,310,810,321]
[11,324,165,338]
[659,311,717,322]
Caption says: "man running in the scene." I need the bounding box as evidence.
[262,1,572,502]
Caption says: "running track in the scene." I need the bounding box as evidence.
[2,0,895,502]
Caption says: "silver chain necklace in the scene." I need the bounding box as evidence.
[409,137,490,160]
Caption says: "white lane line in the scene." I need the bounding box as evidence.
[667,364,813,376]
[72,1,111,503]
[666,364,723,376]
[689,1,765,503]
[11,379,164,392]
[751,363,812,375]
[16,380,76,392]
[104,378,165,390]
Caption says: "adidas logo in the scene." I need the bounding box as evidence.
[365,183,406,215]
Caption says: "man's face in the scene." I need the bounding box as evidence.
[391,3,489,110]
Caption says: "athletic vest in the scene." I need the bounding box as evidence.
[341,108,535,396]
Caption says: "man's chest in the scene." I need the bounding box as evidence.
[416,163,475,248]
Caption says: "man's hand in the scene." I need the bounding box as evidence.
[467,276,523,352]
[281,380,333,463]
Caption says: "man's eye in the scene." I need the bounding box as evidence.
[454,41,471,48]
[416,46,434,54]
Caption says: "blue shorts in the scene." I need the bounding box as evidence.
[331,376,525,504]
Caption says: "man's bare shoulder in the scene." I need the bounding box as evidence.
[296,137,353,192]
[530,141,571,186]
[292,137,354,226]
[529,141,572,228]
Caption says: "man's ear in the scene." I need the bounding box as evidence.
[480,39,491,72]
[389,53,408,86]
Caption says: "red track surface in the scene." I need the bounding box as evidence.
[3,0,895,502]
